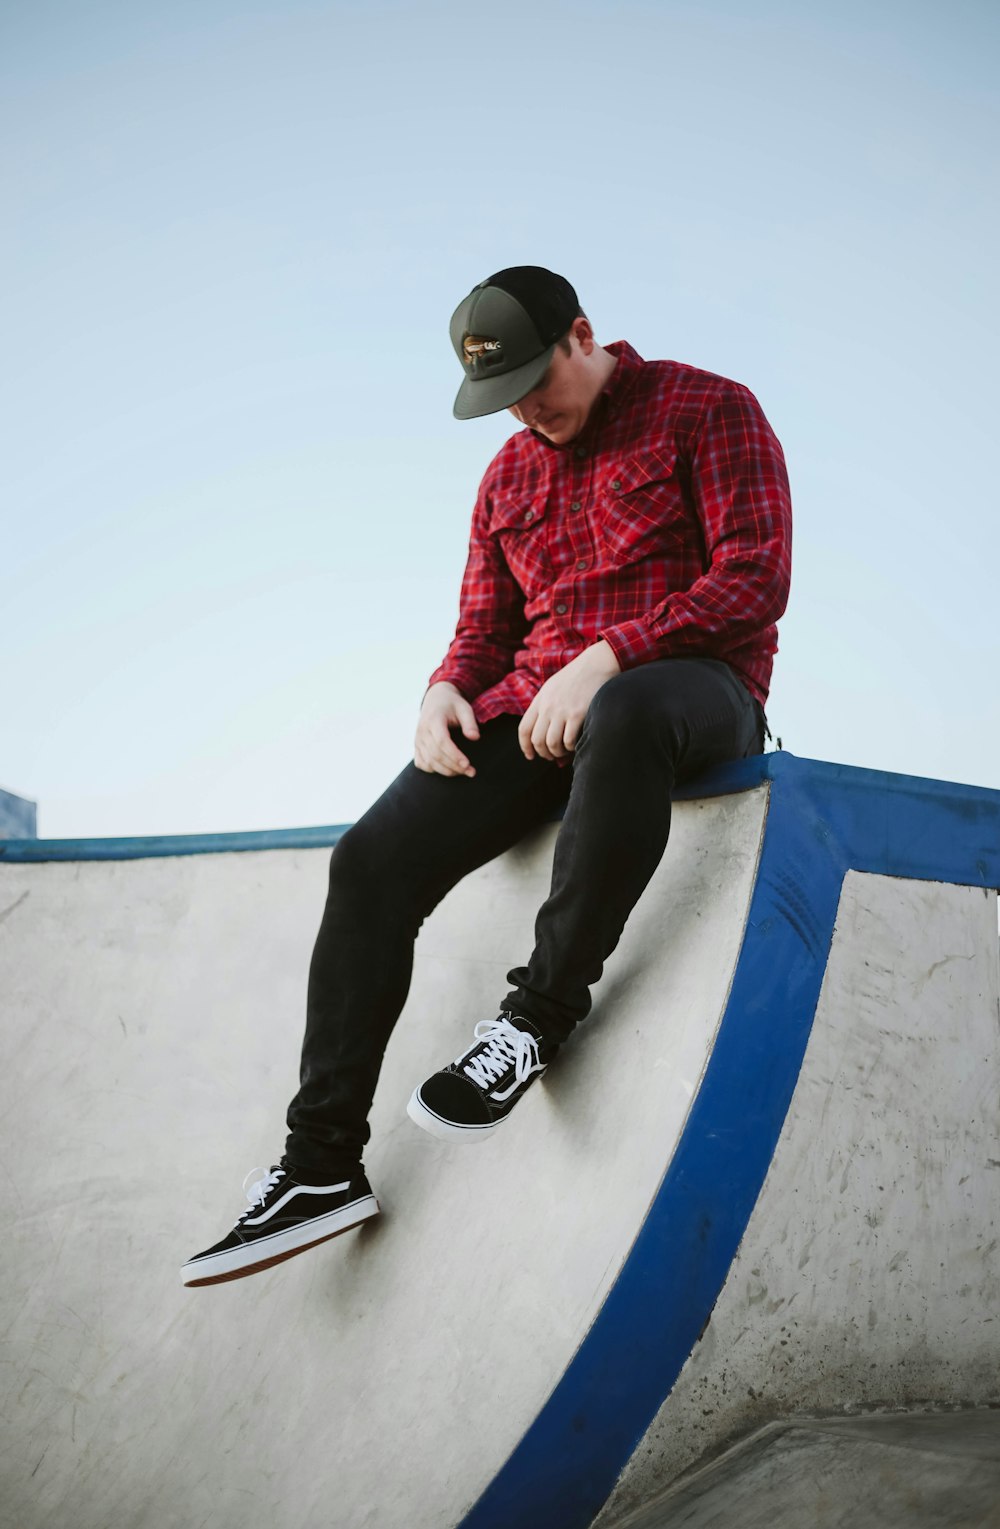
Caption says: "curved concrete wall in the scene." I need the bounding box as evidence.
[0,781,767,1529]
[2,754,998,1529]
[595,870,1000,1524]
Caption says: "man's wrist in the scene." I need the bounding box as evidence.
[589,638,622,673]
[421,679,463,706]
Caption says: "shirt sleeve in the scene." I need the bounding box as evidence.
[426,479,529,700]
[597,383,792,668]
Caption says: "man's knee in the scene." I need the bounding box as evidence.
[326,822,377,898]
[580,666,669,744]
[326,806,414,902]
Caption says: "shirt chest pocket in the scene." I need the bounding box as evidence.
[600,448,687,567]
[487,492,553,597]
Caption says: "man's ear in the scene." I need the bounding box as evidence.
[573,316,596,355]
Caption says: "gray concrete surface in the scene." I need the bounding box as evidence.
[0,789,766,1529]
[593,871,1000,1525]
[4,763,998,1529]
[605,1410,1000,1528]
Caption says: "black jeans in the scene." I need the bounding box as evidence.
[285,658,763,1175]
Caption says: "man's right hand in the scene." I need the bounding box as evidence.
[414,682,481,778]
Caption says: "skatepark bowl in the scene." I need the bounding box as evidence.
[1,753,998,1528]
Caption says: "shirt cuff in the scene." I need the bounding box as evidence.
[598,621,662,670]
[425,665,475,698]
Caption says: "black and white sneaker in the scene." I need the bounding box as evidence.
[407,1012,557,1142]
[181,1163,379,1287]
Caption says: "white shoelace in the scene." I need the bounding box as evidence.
[239,1165,285,1220]
[460,1015,541,1092]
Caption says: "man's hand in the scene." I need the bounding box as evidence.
[414,682,481,777]
[518,640,622,762]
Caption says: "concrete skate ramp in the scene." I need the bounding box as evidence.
[1,755,998,1529]
[605,1412,1000,1529]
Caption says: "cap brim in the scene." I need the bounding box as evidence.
[452,345,555,420]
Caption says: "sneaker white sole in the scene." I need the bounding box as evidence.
[181,1193,380,1288]
[406,1087,505,1142]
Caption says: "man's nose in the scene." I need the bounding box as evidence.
[518,388,542,422]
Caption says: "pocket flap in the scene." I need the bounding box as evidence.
[603,447,678,497]
[488,491,550,535]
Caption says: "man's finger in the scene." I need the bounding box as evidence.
[415,722,473,777]
[457,703,481,742]
[437,747,473,776]
[545,720,568,759]
[437,731,476,777]
[531,717,555,761]
[519,705,538,760]
[445,723,476,775]
[422,750,474,778]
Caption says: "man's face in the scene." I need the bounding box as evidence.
[506,333,595,445]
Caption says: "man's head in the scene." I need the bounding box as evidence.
[450,265,616,443]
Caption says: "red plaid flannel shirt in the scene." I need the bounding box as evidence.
[428,341,792,718]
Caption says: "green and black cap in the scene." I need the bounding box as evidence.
[450,265,581,420]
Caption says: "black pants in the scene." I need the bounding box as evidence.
[285,658,763,1175]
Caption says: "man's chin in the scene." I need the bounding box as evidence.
[536,421,578,445]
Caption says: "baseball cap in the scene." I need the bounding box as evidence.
[449,266,581,420]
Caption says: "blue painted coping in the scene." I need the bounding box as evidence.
[5,754,1000,1529]
[457,752,1000,1529]
[0,821,353,863]
[0,756,770,863]
[0,751,783,862]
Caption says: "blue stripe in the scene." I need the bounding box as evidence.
[0,755,773,865]
[456,753,1000,1528]
[0,822,353,862]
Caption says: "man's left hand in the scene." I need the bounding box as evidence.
[518,640,622,762]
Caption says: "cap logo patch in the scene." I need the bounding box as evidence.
[463,334,503,364]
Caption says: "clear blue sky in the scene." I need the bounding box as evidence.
[4,0,998,837]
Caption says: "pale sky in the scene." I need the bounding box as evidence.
[4,0,998,838]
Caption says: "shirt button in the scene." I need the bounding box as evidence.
[570,500,582,512]
[611,479,622,491]
[576,559,589,571]
[555,602,568,615]
[524,510,536,523]
[573,446,586,460]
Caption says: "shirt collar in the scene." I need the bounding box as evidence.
[599,340,645,410]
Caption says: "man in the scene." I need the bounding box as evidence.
[181,266,792,1288]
